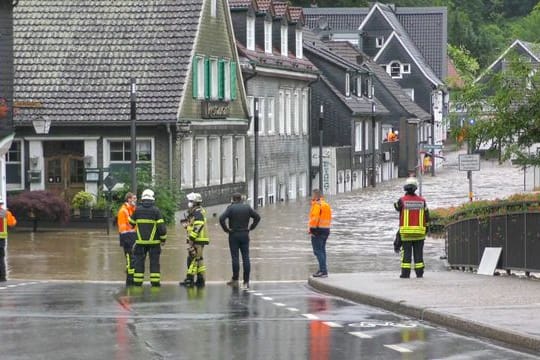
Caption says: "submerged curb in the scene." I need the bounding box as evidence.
[308,277,540,354]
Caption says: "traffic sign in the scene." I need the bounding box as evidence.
[422,144,443,150]
[459,154,481,171]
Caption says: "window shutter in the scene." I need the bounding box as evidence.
[218,59,225,100]
[230,61,237,100]
[205,57,211,100]
[192,56,198,98]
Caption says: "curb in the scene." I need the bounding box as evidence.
[308,277,540,354]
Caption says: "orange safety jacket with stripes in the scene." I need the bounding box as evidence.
[0,208,17,239]
[398,194,428,241]
[309,198,332,230]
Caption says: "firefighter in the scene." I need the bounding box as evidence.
[394,177,429,278]
[129,189,167,287]
[0,198,17,282]
[179,192,209,288]
[117,192,137,285]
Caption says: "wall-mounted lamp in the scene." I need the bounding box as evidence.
[83,155,93,168]
[30,156,39,169]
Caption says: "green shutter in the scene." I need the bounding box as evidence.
[218,59,225,100]
[192,56,198,98]
[230,61,237,100]
[205,57,210,100]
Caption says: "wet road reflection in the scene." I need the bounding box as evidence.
[7,151,525,282]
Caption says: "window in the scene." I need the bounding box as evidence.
[266,97,275,134]
[345,73,351,97]
[211,58,218,99]
[181,138,193,187]
[234,137,245,182]
[298,172,307,197]
[288,173,297,200]
[209,137,220,185]
[247,16,255,51]
[222,136,233,183]
[293,90,300,135]
[295,29,303,59]
[363,76,373,98]
[258,97,265,135]
[364,121,369,151]
[196,56,205,99]
[281,25,288,56]
[403,88,414,101]
[224,59,231,100]
[278,90,285,134]
[302,90,308,135]
[402,63,411,74]
[211,0,217,17]
[355,122,362,151]
[390,61,401,78]
[376,36,384,48]
[247,96,254,135]
[266,176,276,204]
[375,122,380,150]
[356,77,362,97]
[108,139,153,177]
[6,139,23,190]
[194,138,207,187]
[264,21,272,54]
[257,178,266,207]
[285,90,292,135]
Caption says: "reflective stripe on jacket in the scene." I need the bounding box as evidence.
[187,207,209,245]
[399,194,427,240]
[309,198,332,229]
[0,208,17,238]
[128,202,167,245]
[117,202,135,234]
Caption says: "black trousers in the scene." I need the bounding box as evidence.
[0,239,6,280]
[133,244,161,286]
[119,232,136,282]
[401,240,425,277]
[228,231,251,283]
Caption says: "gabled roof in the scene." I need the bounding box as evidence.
[14,0,204,125]
[273,1,288,18]
[374,32,443,86]
[229,0,253,9]
[288,6,304,24]
[478,39,540,82]
[256,0,272,13]
[303,30,365,72]
[325,41,430,121]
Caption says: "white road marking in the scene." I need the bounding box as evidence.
[0,287,7,290]
[247,290,255,293]
[261,296,273,301]
[286,307,299,312]
[349,331,373,339]
[254,292,263,296]
[7,284,17,288]
[18,282,28,286]
[323,322,343,328]
[384,344,412,353]
[302,313,319,320]
[273,302,286,307]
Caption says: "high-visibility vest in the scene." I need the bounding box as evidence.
[117,203,135,233]
[187,207,209,245]
[399,194,427,240]
[133,218,165,245]
[0,208,17,239]
[309,198,332,229]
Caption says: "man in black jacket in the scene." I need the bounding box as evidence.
[219,193,260,289]
[129,189,167,286]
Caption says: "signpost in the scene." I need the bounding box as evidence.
[459,154,480,201]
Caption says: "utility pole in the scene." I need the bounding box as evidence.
[431,90,436,176]
[130,78,137,195]
[253,97,259,209]
[319,104,324,194]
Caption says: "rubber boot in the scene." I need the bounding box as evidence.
[400,269,411,278]
[196,275,205,288]
[415,269,424,278]
[179,275,195,287]
[126,275,134,286]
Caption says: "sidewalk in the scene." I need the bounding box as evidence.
[308,271,540,353]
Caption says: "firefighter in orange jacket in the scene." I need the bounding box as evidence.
[308,189,332,278]
[117,192,137,285]
[0,198,17,282]
[394,177,429,278]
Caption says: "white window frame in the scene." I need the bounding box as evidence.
[355,122,362,152]
[264,21,272,54]
[302,89,308,135]
[181,137,193,188]
[403,88,415,101]
[295,29,303,59]
[345,73,351,97]
[298,172,307,198]
[402,63,411,74]
[258,97,265,135]
[389,61,402,79]
[222,136,233,184]
[208,137,221,186]
[375,122,380,150]
[104,138,155,177]
[267,176,276,204]
[281,25,288,56]
[257,178,266,207]
[211,58,219,99]
[356,77,362,97]
[364,121,369,151]
[267,97,275,134]
[376,36,384,48]
[194,137,208,187]
[285,90,292,135]
[278,90,285,135]
[293,90,300,135]
[224,59,231,100]
[288,173,297,200]
[197,56,205,99]
[6,139,24,190]
[247,16,255,51]
[211,0,217,17]
[234,136,245,182]
[247,96,254,135]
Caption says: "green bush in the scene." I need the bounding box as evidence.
[71,191,95,209]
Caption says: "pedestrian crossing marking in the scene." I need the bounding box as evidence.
[0,287,6,290]
[323,322,342,328]
[349,331,373,339]
[254,292,263,296]
[261,296,273,301]
[384,344,412,353]
[302,313,319,320]
[273,302,286,307]
[286,307,299,312]
[7,284,17,288]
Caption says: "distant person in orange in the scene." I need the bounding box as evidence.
[308,189,332,278]
[387,129,398,142]
[0,197,17,282]
[423,154,432,174]
[117,192,137,285]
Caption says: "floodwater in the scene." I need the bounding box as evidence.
[6,150,525,282]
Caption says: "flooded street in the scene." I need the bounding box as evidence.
[6,150,525,282]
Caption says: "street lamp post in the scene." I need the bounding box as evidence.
[319,104,324,194]
[130,78,137,195]
[253,97,259,209]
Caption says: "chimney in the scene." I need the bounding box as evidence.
[310,0,318,8]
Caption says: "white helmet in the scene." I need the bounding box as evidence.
[141,189,155,201]
[404,177,418,192]
[186,192,202,203]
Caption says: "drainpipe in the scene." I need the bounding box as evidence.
[307,75,320,193]
[166,124,173,181]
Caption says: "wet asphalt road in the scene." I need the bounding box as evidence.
[1,281,537,360]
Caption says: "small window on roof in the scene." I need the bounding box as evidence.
[390,62,401,78]
[402,63,411,74]
[376,36,384,48]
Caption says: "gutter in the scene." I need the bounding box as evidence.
[166,123,173,181]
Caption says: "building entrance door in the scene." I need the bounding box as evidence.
[45,155,85,202]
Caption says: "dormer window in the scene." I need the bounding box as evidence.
[247,16,255,51]
[281,25,288,57]
[264,21,272,54]
[345,73,351,97]
[295,29,303,59]
[402,64,410,74]
[390,62,401,78]
[376,36,384,48]
[386,61,411,78]
[356,77,362,97]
